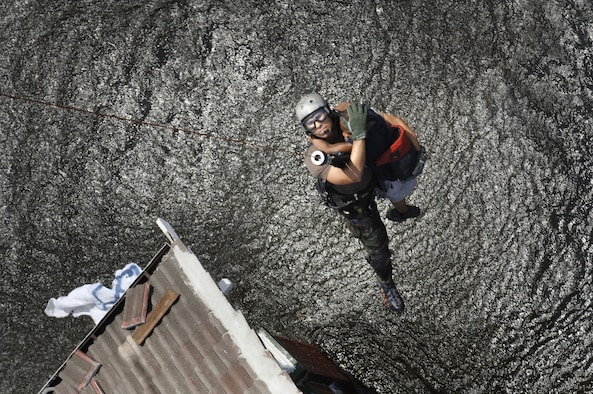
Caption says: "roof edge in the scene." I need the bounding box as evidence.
[171,240,300,394]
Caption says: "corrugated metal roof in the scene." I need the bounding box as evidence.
[44,226,299,394]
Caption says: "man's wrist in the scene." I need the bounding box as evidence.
[351,131,367,141]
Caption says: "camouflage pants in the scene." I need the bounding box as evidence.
[339,197,393,283]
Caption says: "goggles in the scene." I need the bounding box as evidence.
[301,107,329,132]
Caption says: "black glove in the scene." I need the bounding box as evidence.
[412,146,427,177]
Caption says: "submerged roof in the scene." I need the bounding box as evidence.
[42,219,299,393]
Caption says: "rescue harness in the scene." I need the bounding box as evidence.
[316,177,375,211]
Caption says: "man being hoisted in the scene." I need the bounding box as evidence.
[302,93,426,222]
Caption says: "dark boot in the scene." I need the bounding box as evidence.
[378,280,405,313]
[386,205,420,222]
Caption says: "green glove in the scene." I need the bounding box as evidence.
[340,102,368,141]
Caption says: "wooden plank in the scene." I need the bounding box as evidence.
[121,283,151,329]
[75,350,102,391]
[57,350,101,392]
[131,289,179,345]
[89,379,105,394]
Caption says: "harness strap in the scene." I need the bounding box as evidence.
[317,176,376,210]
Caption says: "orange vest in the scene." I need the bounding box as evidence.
[375,125,411,166]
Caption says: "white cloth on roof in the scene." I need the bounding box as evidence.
[44,262,141,325]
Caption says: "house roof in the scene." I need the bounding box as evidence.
[42,219,300,394]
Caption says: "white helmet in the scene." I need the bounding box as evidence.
[295,92,328,122]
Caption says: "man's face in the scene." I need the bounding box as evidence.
[302,108,335,139]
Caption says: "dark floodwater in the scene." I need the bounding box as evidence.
[1,1,592,393]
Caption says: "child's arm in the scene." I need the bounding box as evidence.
[310,137,353,154]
